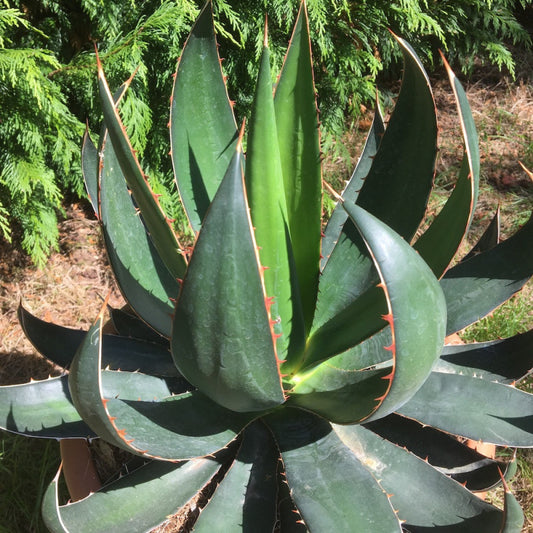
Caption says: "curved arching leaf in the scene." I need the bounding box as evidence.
[97,57,186,281]
[398,372,533,447]
[172,148,285,413]
[303,204,446,421]
[68,309,252,460]
[414,56,480,277]
[266,408,402,532]
[347,204,446,421]
[274,2,322,333]
[441,212,533,335]
[42,457,223,533]
[355,35,437,242]
[246,40,305,372]
[170,1,238,232]
[18,304,177,376]
[99,132,180,337]
[193,422,279,532]
[335,424,505,532]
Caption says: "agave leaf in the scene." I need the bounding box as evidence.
[346,204,446,420]
[99,131,180,338]
[366,414,513,492]
[81,128,99,217]
[274,2,321,333]
[0,369,173,439]
[170,1,238,232]
[436,330,533,384]
[335,424,505,532]
[288,363,391,424]
[246,39,306,371]
[103,392,255,461]
[398,372,533,446]
[356,35,437,242]
[306,284,387,368]
[42,457,223,533]
[81,82,129,219]
[266,408,402,532]
[321,103,385,268]
[276,468,308,532]
[193,422,278,532]
[463,207,500,261]
[18,304,177,377]
[107,306,168,345]
[68,308,251,460]
[313,107,385,334]
[304,204,446,420]
[172,148,285,412]
[414,57,480,277]
[501,478,525,533]
[0,376,94,439]
[97,58,186,281]
[441,213,533,335]
[315,37,438,330]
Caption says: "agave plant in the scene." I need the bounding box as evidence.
[2,2,533,531]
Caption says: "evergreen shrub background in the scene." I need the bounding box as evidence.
[1,0,531,264]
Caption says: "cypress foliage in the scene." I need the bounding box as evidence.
[1,0,531,264]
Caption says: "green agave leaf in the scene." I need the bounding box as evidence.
[356,35,437,242]
[436,330,533,384]
[193,422,278,532]
[81,82,129,219]
[18,304,177,377]
[366,414,513,492]
[99,131,180,338]
[346,204,446,421]
[276,468,308,532]
[288,363,391,424]
[310,324,394,376]
[81,128,99,217]
[398,372,533,447]
[69,308,250,460]
[107,305,168,345]
[312,105,386,334]
[0,369,173,439]
[0,376,94,439]
[335,424,505,532]
[42,457,223,533]
[97,57,186,281]
[172,148,285,413]
[266,408,402,532]
[321,104,385,268]
[501,478,525,533]
[414,57,480,278]
[441,212,533,335]
[274,2,321,333]
[246,40,305,371]
[304,204,446,420]
[305,284,387,368]
[103,392,254,461]
[170,1,238,232]
[315,37,438,334]
[463,207,500,261]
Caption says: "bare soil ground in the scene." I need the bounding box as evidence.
[0,63,532,531]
